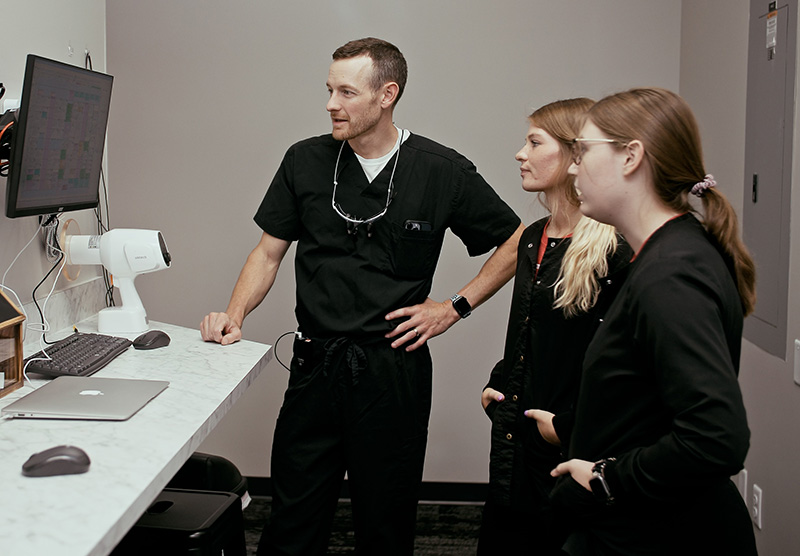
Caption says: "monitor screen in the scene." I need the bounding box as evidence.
[5,55,113,218]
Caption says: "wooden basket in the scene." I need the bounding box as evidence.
[0,289,25,398]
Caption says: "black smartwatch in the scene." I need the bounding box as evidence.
[589,458,616,505]
[450,294,472,318]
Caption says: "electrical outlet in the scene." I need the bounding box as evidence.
[752,484,763,529]
[1,98,20,113]
[794,340,800,385]
[736,468,748,500]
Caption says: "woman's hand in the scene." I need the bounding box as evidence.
[481,387,505,410]
[524,409,560,446]
[551,459,594,490]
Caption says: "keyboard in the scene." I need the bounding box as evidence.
[24,333,133,378]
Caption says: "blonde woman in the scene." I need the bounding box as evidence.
[479,99,630,554]
[552,88,757,554]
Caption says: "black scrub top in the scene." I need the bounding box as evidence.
[254,132,521,338]
[569,214,750,502]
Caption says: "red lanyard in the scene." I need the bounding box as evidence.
[535,220,572,277]
[535,222,549,277]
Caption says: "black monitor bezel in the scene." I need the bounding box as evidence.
[5,54,113,219]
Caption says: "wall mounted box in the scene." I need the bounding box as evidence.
[0,290,25,399]
[742,0,797,359]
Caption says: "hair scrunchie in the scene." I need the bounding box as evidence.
[691,174,716,197]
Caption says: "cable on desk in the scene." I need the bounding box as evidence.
[31,223,66,345]
[84,50,115,309]
[274,331,299,372]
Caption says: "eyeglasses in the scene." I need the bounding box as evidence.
[331,131,404,237]
[571,138,627,165]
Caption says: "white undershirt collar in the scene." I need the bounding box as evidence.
[355,126,411,182]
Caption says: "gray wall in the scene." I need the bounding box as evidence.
[6,0,800,553]
[103,0,681,483]
[681,2,800,553]
[0,0,106,310]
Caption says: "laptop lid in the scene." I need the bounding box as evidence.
[1,376,169,421]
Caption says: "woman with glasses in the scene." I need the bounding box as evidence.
[551,88,757,554]
[478,98,630,554]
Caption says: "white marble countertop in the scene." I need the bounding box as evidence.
[0,317,272,556]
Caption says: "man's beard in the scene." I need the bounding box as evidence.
[331,106,382,141]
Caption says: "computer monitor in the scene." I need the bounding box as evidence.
[4,54,113,219]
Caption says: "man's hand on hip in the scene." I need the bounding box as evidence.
[384,297,460,351]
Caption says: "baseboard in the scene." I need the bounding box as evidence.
[246,477,487,504]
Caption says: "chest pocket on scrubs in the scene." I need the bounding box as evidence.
[387,220,441,279]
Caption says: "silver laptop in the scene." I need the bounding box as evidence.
[1,376,169,421]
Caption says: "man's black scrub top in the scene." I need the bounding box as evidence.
[254,133,521,338]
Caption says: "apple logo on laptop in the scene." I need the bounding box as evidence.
[79,390,105,396]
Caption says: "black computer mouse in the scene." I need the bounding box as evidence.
[22,445,91,477]
[133,329,171,350]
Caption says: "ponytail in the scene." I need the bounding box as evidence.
[589,88,757,316]
[698,188,757,316]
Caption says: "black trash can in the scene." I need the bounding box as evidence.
[112,488,245,555]
[167,452,250,509]
[112,453,249,555]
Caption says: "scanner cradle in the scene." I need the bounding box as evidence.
[65,229,172,334]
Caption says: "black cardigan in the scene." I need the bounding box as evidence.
[568,213,750,502]
[556,213,756,554]
[484,216,630,507]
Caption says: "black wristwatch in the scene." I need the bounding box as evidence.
[450,294,472,318]
[589,458,616,505]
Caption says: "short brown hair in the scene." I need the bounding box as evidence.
[333,37,408,105]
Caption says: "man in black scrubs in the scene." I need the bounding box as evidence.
[200,37,523,555]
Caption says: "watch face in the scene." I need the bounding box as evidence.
[453,296,471,317]
[589,475,613,504]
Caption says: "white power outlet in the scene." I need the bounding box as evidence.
[752,484,763,529]
[1,98,20,113]
[736,468,748,500]
[794,340,800,386]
